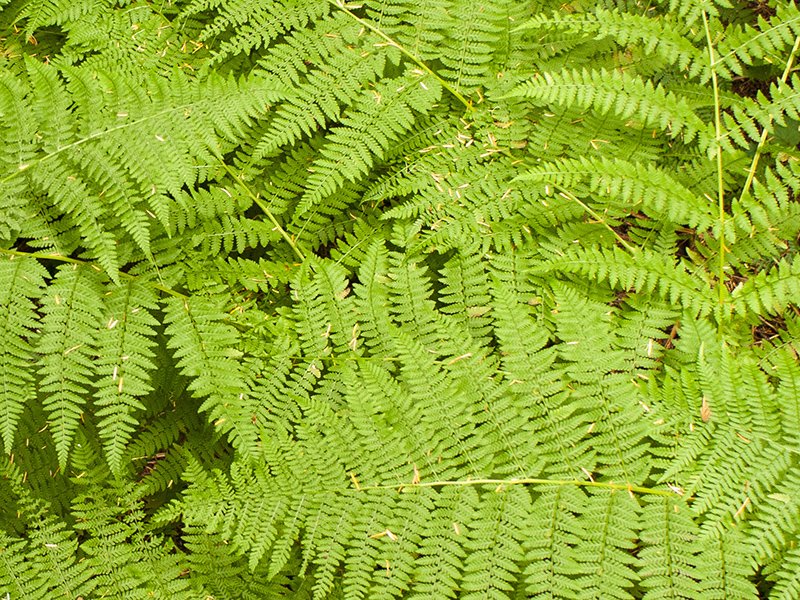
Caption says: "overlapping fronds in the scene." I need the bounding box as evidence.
[1,0,799,598]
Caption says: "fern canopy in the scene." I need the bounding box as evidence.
[0,0,799,598]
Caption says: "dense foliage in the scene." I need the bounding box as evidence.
[1,0,800,597]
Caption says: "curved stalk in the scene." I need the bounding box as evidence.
[739,34,800,201]
[327,0,474,111]
[216,158,306,262]
[0,247,187,298]
[702,11,727,308]
[350,476,679,498]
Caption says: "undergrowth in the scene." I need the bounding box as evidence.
[1,0,800,598]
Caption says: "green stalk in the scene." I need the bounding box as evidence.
[0,247,187,298]
[739,34,800,201]
[351,476,680,498]
[216,158,306,262]
[702,11,727,307]
[555,185,638,253]
[326,0,474,111]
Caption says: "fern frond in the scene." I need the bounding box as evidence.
[389,327,484,480]
[407,485,475,599]
[385,250,443,346]
[765,345,800,447]
[516,8,704,74]
[37,263,105,467]
[0,533,50,597]
[534,246,717,318]
[71,483,154,598]
[60,7,199,76]
[695,528,758,600]
[489,279,585,481]
[93,277,159,473]
[27,154,121,276]
[553,284,651,484]
[638,495,699,600]
[196,0,329,64]
[352,240,396,356]
[163,295,255,458]
[309,494,361,599]
[341,491,397,599]
[613,295,679,371]
[765,546,800,600]
[575,488,641,600]
[0,255,47,452]
[517,156,716,231]
[25,56,75,152]
[290,258,354,357]
[745,461,800,561]
[511,68,712,148]
[460,486,529,600]
[255,16,388,156]
[293,73,443,238]
[431,0,503,94]
[730,256,800,317]
[715,2,800,78]
[14,0,102,38]
[523,485,583,599]
[722,74,800,154]
[5,472,97,599]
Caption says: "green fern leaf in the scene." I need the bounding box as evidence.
[163,295,255,458]
[523,485,583,600]
[0,534,49,597]
[575,488,640,600]
[0,255,48,452]
[293,73,442,238]
[37,263,105,467]
[638,495,699,600]
[93,277,160,473]
[534,246,716,318]
[511,68,711,148]
[695,529,758,600]
[461,486,529,600]
[516,156,716,231]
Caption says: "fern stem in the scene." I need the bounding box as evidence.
[216,159,306,262]
[702,11,727,307]
[739,34,800,202]
[554,186,637,253]
[0,248,187,298]
[326,0,474,112]
[353,477,679,497]
[287,354,400,361]
[1,107,192,184]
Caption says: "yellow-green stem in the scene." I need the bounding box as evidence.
[555,185,638,253]
[739,34,800,201]
[216,158,306,262]
[0,247,187,298]
[702,11,727,307]
[351,477,679,498]
[327,0,474,111]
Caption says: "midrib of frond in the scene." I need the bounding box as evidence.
[411,2,426,59]
[656,496,682,593]
[454,4,479,94]
[0,538,30,595]
[598,383,634,484]
[41,545,75,598]
[179,299,250,443]
[0,259,28,400]
[54,267,87,412]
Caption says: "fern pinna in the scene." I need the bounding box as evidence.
[1,0,799,598]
